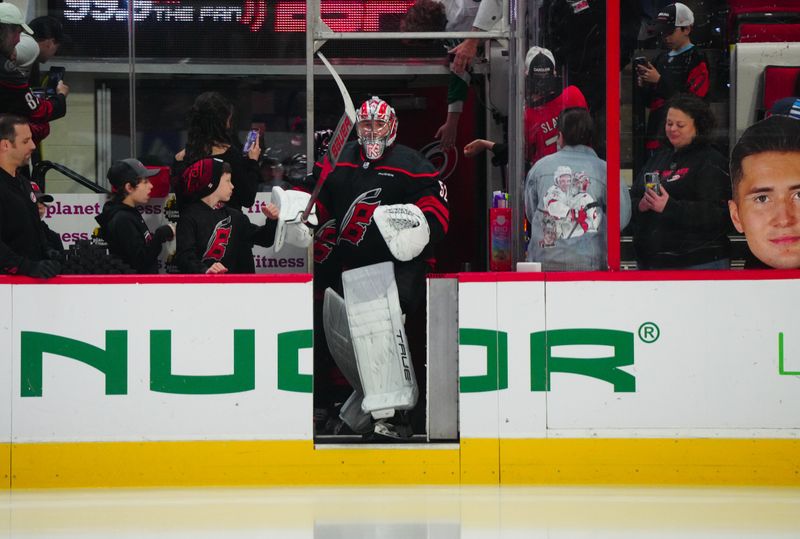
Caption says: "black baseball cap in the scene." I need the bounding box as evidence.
[107,158,159,189]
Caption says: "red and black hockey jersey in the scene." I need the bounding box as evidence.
[311,141,449,270]
[0,56,66,143]
[641,46,710,150]
[175,202,276,274]
[525,85,588,165]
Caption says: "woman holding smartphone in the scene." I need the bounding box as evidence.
[631,94,732,270]
[172,91,261,210]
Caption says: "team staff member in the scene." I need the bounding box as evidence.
[176,157,278,274]
[0,4,68,144]
[729,115,800,269]
[95,159,175,274]
[0,114,59,277]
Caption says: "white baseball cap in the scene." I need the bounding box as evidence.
[0,3,33,34]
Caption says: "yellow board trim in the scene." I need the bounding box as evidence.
[500,438,800,486]
[1,443,9,488]
[11,441,460,489]
[9,438,800,488]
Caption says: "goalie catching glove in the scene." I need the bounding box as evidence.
[271,186,318,252]
[373,204,430,262]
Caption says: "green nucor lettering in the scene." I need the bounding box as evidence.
[21,331,128,397]
[459,328,508,393]
[531,329,635,392]
[277,330,313,393]
[150,330,255,394]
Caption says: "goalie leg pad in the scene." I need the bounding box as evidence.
[342,261,418,419]
[339,390,374,434]
[322,287,362,394]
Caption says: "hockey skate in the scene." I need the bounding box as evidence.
[363,411,413,442]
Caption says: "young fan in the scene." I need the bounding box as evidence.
[95,158,174,273]
[175,157,278,274]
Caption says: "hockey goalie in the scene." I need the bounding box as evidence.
[272,96,449,440]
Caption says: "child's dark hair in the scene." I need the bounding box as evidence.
[110,176,145,203]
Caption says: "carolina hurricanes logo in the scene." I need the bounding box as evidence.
[338,188,381,247]
[202,216,232,261]
[314,219,338,263]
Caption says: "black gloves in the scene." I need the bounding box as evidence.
[154,224,175,243]
[28,260,61,279]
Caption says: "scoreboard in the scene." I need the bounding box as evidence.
[54,0,423,58]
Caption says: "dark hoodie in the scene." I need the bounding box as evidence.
[95,201,168,274]
[175,201,276,274]
[631,140,732,269]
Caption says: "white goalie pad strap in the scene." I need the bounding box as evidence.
[373,204,430,262]
[342,261,418,418]
[339,390,374,434]
[272,186,318,253]
[322,287,362,393]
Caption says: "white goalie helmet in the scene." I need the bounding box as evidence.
[356,96,398,160]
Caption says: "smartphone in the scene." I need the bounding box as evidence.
[243,129,259,155]
[46,66,65,96]
[633,56,650,71]
[644,172,661,195]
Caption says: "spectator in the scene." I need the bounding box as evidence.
[95,159,175,274]
[631,94,731,269]
[525,108,631,271]
[0,4,68,144]
[465,46,588,167]
[401,0,503,149]
[172,92,260,210]
[175,157,277,274]
[728,115,800,269]
[30,180,63,253]
[14,16,69,84]
[0,114,59,277]
[636,2,709,154]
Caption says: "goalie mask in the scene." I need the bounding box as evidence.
[356,96,398,160]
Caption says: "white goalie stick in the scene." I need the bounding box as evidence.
[300,52,357,223]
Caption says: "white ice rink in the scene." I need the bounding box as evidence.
[3,486,799,538]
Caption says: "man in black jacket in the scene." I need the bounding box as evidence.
[0,114,59,277]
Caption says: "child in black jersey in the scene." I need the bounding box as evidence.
[95,158,175,273]
[176,157,279,274]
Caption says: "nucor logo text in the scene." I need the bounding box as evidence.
[459,328,636,393]
[20,330,313,396]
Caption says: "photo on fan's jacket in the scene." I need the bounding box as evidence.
[728,115,800,270]
[95,158,175,274]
